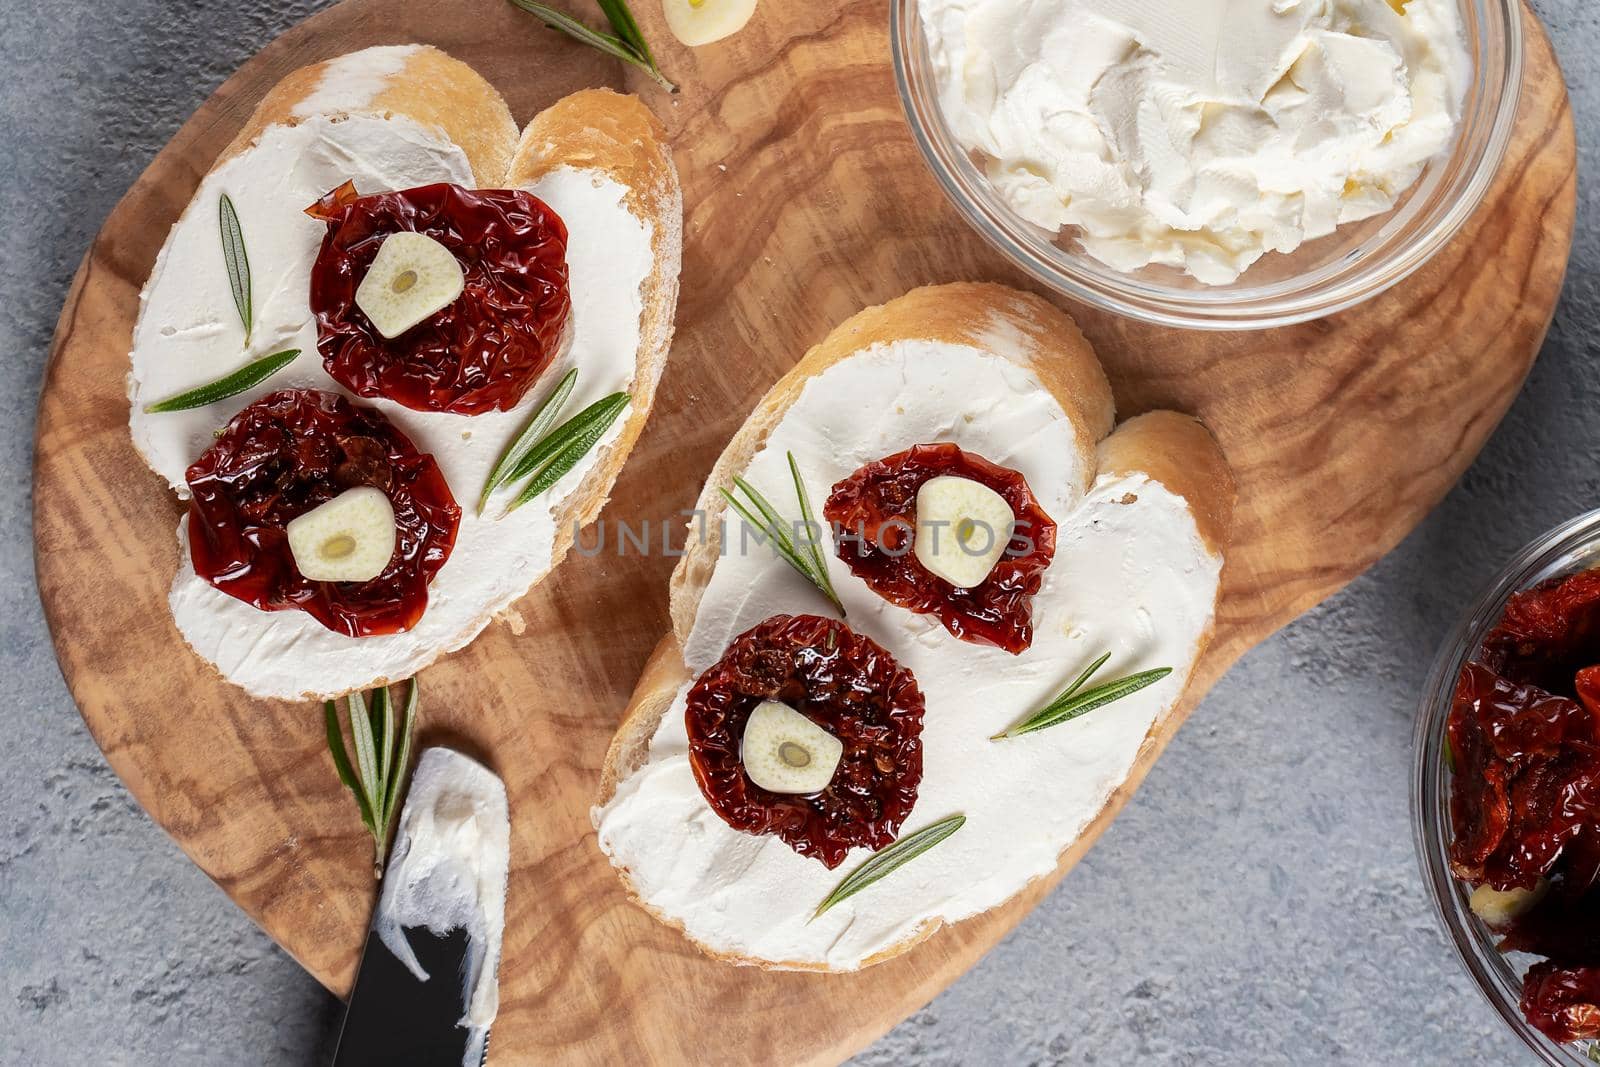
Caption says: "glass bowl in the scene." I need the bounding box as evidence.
[1412,509,1600,1065]
[890,0,1524,330]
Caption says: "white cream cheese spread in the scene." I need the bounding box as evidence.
[376,748,509,1067]
[595,339,1223,969]
[129,71,658,698]
[919,0,1471,283]
[291,45,420,120]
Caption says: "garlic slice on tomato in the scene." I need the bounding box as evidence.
[741,701,842,795]
[287,486,397,583]
[913,475,1015,589]
[354,231,465,339]
[661,0,757,47]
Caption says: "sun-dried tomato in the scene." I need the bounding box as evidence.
[1447,568,1600,1045]
[822,443,1056,654]
[1522,962,1600,1043]
[308,182,570,415]
[1483,571,1600,691]
[684,614,925,869]
[185,389,460,637]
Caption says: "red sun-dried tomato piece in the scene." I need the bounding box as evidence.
[185,389,460,637]
[1448,673,1514,878]
[1447,568,1600,1048]
[684,614,925,869]
[1577,666,1600,719]
[1448,662,1600,887]
[822,443,1056,654]
[1484,570,1600,692]
[1494,748,1600,889]
[309,182,570,415]
[1522,961,1600,1043]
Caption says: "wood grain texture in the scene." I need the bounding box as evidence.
[32,1,1575,1063]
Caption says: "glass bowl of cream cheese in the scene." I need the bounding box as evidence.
[891,0,1523,329]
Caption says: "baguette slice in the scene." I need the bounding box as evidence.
[131,46,681,699]
[595,282,1234,971]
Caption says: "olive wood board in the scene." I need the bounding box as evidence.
[32,0,1576,1062]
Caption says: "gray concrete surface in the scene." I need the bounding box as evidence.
[2,1,1594,1063]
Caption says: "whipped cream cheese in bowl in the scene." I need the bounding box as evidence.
[892,0,1523,328]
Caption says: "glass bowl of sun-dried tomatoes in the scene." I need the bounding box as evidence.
[1414,508,1600,1065]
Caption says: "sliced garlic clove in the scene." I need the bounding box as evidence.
[1468,880,1548,929]
[740,700,843,795]
[913,475,1015,589]
[286,486,397,583]
[354,231,465,339]
[661,0,758,47]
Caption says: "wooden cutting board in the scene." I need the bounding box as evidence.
[33,0,1575,1062]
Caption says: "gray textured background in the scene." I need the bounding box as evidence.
[2,1,1592,1063]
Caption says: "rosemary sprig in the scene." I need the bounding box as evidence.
[720,452,846,617]
[993,655,1172,740]
[596,0,655,65]
[492,391,631,514]
[812,814,966,920]
[480,368,579,513]
[507,0,676,92]
[509,397,627,509]
[325,679,420,877]
[504,393,624,484]
[218,193,252,342]
[143,348,299,413]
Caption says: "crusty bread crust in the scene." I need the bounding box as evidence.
[222,45,519,187]
[507,89,683,575]
[667,281,1115,650]
[599,284,1234,971]
[1098,410,1236,558]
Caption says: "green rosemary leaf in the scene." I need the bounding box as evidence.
[324,700,375,834]
[506,0,676,92]
[719,488,790,559]
[384,680,420,833]
[347,688,381,817]
[812,815,966,920]
[507,0,627,54]
[1059,651,1112,703]
[994,667,1174,740]
[503,392,630,486]
[218,193,252,341]
[788,452,843,611]
[508,393,631,510]
[372,685,394,825]
[723,483,825,601]
[325,682,424,877]
[143,348,298,413]
[722,461,845,617]
[596,0,651,62]
[480,368,579,513]
[729,476,803,559]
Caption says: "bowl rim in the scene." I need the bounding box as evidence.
[889,0,1527,330]
[1410,508,1600,1066]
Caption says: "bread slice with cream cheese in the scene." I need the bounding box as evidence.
[595,282,1232,971]
[129,45,681,699]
